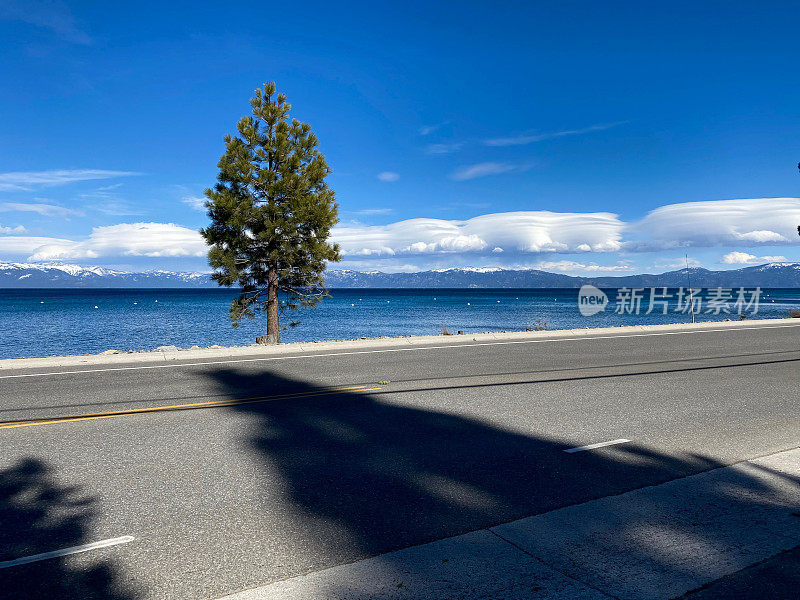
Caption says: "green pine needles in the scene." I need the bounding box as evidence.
[201,82,341,344]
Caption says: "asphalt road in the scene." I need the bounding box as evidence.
[0,321,798,599]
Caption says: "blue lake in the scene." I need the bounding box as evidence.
[1,288,798,359]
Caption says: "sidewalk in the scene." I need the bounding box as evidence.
[219,447,800,600]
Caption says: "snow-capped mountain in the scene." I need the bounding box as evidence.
[323,263,800,288]
[1,262,799,288]
[432,267,504,273]
[0,263,215,288]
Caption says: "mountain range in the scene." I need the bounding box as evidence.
[2,262,800,288]
[0,263,211,288]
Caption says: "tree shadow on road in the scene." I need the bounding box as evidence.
[0,458,140,600]
[203,366,800,598]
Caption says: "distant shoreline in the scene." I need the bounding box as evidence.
[2,261,800,289]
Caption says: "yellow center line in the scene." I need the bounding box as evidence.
[0,386,383,430]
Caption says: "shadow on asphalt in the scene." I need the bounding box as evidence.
[203,366,799,597]
[0,367,796,599]
[0,458,140,600]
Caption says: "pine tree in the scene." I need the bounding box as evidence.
[201,82,341,344]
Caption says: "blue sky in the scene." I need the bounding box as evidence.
[0,1,798,274]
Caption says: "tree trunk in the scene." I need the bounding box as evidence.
[261,268,281,344]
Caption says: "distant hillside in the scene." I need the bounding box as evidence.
[324,263,800,288]
[0,262,214,288]
[324,267,581,288]
[1,262,800,289]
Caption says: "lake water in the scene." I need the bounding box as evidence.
[1,288,798,359]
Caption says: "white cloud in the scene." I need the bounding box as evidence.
[425,143,462,155]
[0,169,138,191]
[24,223,207,261]
[90,201,143,216]
[0,0,91,44]
[0,201,83,218]
[631,198,800,249]
[332,198,800,266]
[333,211,624,258]
[0,224,27,234]
[182,196,207,211]
[451,162,517,181]
[353,208,393,216]
[419,122,448,136]
[330,260,424,273]
[377,171,400,182]
[652,257,703,270]
[534,260,634,273]
[735,230,786,243]
[76,184,143,216]
[403,234,488,254]
[2,198,796,269]
[0,236,77,255]
[484,122,626,147]
[720,251,788,265]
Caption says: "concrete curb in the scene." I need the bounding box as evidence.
[2,317,798,372]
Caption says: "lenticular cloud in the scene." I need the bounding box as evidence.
[333,211,624,257]
[26,223,207,260]
[5,198,799,264]
[333,198,800,260]
[631,198,800,249]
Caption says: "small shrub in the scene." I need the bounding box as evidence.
[531,319,549,331]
